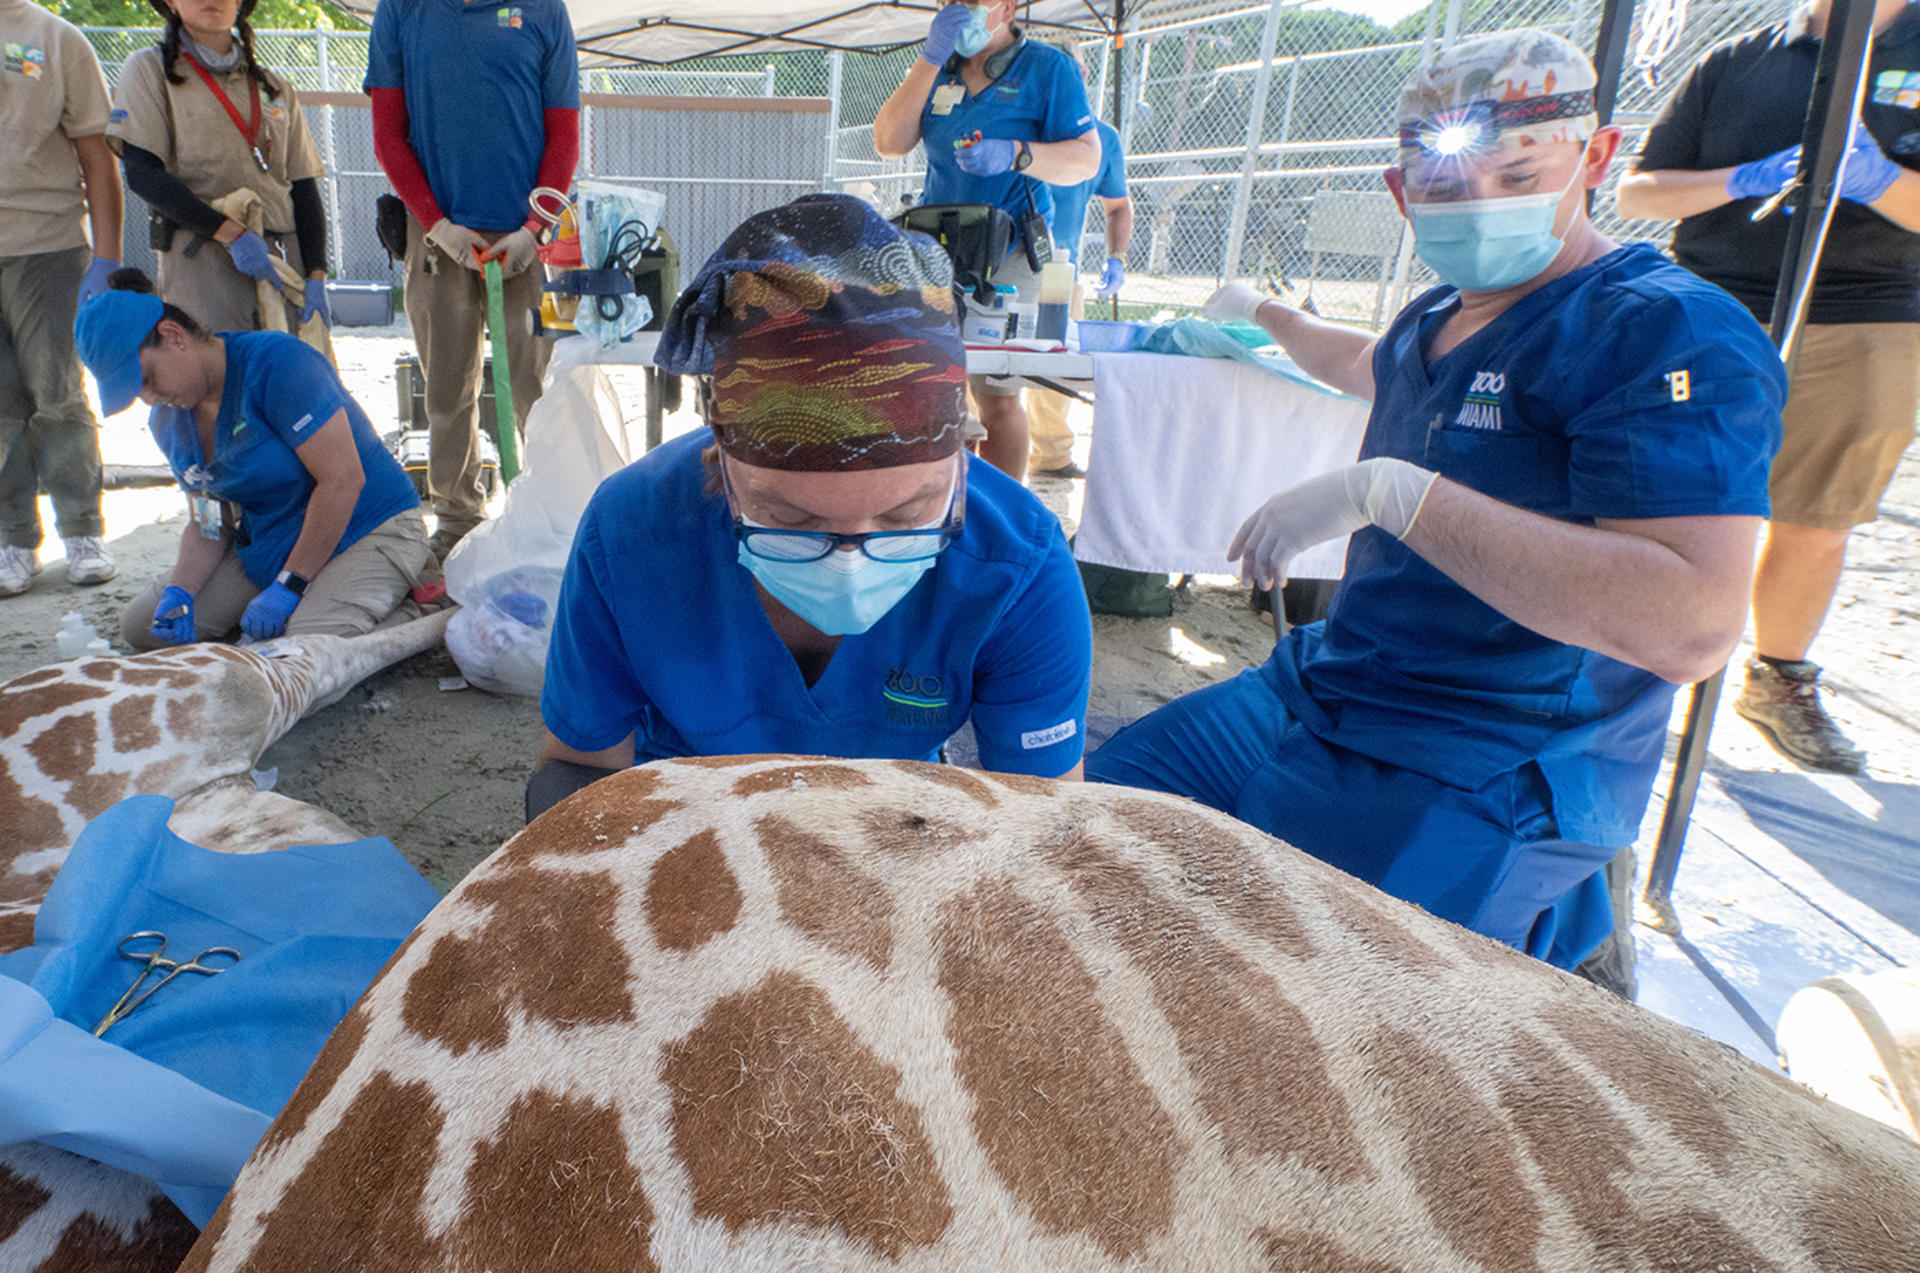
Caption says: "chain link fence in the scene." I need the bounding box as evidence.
[88,1,1793,322]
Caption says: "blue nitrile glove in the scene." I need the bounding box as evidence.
[151,585,197,646]
[1095,255,1125,295]
[956,137,1018,176]
[226,230,279,282]
[1726,146,1800,201]
[78,257,119,306]
[923,3,972,65]
[1839,125,1902,204]
[301,278,332,327]
[240,581,300,640]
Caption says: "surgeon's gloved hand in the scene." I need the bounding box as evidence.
[1838,125,1902,204]
[1726,146,1800,201]
[956,137,1018,176]
[1200,280,1269,325]
[1094,255,1125,295]
[240,581,300,641]
[226,231,279,283]
[301,277,332,327]
[923,2,972,66]
[425,218,488,272]
[1229,458,1439,591]
[78,257,120,306]
[481,226,540,278]
[151,585,197,646]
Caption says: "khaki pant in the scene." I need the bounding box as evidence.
[403,214,548,535]
[158,228,303,335]
[122,507,430,649]
[1774,321,1920,529]
[1027,278,1089,471]
[0,245,105,549]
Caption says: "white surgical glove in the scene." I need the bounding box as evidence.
[1229,458,1438,590]
[1201,280,1269,325]
[482,226,541,278]
[425,218,488,272]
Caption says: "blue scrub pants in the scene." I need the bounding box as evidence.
[1085,662,1616,969]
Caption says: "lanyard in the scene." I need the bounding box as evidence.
[180,51,269,173]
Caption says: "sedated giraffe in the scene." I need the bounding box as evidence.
[182,755,1920,1273]
[0,612,452,1273]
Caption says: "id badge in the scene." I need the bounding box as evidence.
[192,492,222,540]
[931,83,964,116]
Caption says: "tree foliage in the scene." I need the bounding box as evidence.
[35,0,365,31]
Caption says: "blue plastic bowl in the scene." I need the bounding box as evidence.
[1075,319,1140,353]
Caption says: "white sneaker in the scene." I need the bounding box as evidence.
[63,536,117,586]
[0,545,39,597]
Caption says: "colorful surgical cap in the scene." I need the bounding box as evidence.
[655,193,967,471]
[1396,29,1599,173]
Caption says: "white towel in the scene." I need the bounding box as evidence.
[1074,352,1371,580]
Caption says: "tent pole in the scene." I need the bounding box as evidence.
[1645,0,1877,914]
[1112,0,1126,130]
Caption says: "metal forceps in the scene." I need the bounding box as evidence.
[91,931,241,1038]
[1752,176,1803,222]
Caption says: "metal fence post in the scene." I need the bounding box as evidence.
[824,49,844,190]
[1222,0,1285,281]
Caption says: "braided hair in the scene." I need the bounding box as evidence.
[152,0,281,100]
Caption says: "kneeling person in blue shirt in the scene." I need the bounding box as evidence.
[528,195,1093,820]
[1090,31,1785,972]
[73,271,430,648]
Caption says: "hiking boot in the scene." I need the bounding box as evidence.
[1733,658,1866,775]
[1030,460,1086,480]
[0,545,40,597]
[427,526,471,563]
[64,536,117,586]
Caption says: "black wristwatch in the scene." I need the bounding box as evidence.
[275,568,310,596]
[1014,140,1034,173]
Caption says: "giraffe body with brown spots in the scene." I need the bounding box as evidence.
[0,612,453,1273]
[182,757,1920,1273]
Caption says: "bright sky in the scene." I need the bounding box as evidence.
[1304,0,1446,28]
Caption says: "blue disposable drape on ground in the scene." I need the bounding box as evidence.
[0,795,441,1225]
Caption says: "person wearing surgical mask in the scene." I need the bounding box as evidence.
[1088,31,1785,989]
[527,195,1093,821]
[871,0,1101,481]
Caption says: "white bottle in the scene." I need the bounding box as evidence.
[84,637,112,658]
[57,612,97,660]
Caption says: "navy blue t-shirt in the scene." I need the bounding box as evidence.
[1049,119,1127,264]
[542,433,1093,776]
[363,0,579,231]
[1269,245,1784,845]
[150,332,421,587]
[920,36,1094,248]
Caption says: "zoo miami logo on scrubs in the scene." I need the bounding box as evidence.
[1454,370,1506,431]
[497,6,523,26]
[883,668,950,727]
[1872,69,1920,108]
[4,43,46,78]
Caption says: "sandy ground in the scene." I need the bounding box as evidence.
[4,324,1916,902]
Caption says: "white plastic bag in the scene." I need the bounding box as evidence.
[442,340,632,695]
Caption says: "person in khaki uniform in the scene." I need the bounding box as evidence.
[107,0,330,338]
[364,0,580,560]
[0,0,121,596]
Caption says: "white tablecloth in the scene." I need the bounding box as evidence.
[1073,352,1371,580]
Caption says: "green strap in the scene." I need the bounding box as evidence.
[481,259,522,484]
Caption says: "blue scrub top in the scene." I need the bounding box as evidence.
[542,432,1094,776]
[1049,119,1127,264]
[920,36,1094,248]
[1269,244,1784,846]
[150,332,421,588]
[362,0,579,232]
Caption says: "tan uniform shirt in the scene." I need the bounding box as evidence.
[107,44,324,236]
[0,0,110,257]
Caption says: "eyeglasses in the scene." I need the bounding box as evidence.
[722,456,966,564]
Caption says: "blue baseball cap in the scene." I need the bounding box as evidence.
[73,290,165,415]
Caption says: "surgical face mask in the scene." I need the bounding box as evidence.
[1403,149,1588,293]
[954,4,994,57]
[737,535,939,635]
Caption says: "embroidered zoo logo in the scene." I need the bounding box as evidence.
[1454,369,1505,431]
[497,6,524,27]
[4,42,46,79]
[883,667,950,727]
